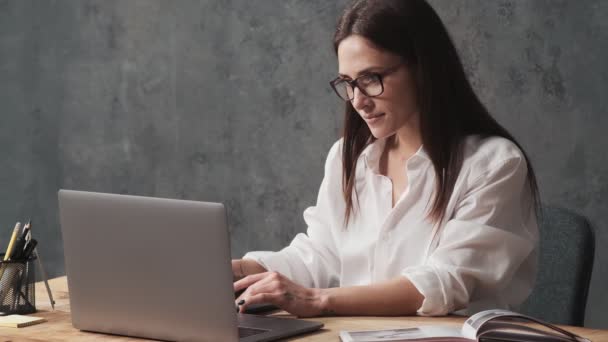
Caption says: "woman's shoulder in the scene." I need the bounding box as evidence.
[324,137,373,170]
[321,138,344,175]
[461,135,527,175]
[327,138,344,160]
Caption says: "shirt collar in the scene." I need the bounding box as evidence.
[361,137,430,173]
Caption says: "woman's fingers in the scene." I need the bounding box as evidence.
[236,272,296,313]
[233,271,280,293]
[238,293,283,313]
[245,276,284,297]
[234,271,324,317]
[234,272,286,309]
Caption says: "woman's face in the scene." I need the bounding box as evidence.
[337,35,419,140]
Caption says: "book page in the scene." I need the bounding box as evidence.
[339,325,468,342]
[461,310,590,342]
[461,309,516,338]
[340,309,590,342]
[479,326,575,342]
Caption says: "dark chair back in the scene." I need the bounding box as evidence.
[520,206,595,326]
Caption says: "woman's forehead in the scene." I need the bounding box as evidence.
[337,35,401,77]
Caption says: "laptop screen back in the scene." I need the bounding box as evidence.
[58,190,239,341]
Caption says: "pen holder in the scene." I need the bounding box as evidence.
[0,253,36,315]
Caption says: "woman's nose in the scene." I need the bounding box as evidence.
[351,87,372,111]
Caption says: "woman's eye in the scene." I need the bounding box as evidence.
[358,75,376,86]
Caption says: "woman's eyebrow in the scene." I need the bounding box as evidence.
[338,66,384,78]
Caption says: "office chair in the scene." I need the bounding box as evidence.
[520,205,595,326]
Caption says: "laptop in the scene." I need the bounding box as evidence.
[58,189,323,341]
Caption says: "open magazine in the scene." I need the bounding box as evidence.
[339,309,591,342]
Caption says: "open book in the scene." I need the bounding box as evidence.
[339,309,591,342]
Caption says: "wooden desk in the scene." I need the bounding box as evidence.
[0,276,605,341]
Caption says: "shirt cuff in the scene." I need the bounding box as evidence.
[243,251,295,280]
[402,265,452,316]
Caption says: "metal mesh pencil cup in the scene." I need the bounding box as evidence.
[0,253,36,315]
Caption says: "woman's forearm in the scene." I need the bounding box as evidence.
[232,259,267,280]
[318,276,424,316]
[241,259,267,275]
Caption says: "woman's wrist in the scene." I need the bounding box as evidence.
[315,288,335,316]
[241,259,267,276]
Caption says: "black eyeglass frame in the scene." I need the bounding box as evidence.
[329,63,403,101]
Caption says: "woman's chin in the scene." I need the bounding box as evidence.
[368,127,393,140]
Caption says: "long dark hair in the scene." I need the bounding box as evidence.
[334,0,540,226]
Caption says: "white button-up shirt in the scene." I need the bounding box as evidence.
[244,135,538,316]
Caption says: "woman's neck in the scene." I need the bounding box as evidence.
[388,127,422,161]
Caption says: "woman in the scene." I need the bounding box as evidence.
[233,0,539,318]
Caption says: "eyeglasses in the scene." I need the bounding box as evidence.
[329,63,402,101]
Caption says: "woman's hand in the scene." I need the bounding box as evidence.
[234,271,328,318]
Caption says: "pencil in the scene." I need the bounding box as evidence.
[4,223,21,261]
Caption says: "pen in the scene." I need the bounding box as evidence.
[3,222,22,261]
[8,220,30,310]
[26,220,32,242]
[21,239,38,312]
[21,239,38,261]
[11,221,31,260]
[34,248,55,310]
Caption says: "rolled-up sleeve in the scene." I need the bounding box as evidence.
[243,141,342,288]
[401,155,538,316]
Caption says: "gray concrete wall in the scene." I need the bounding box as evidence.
[1,0,606,327]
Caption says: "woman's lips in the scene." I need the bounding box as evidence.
[363,113,385,124]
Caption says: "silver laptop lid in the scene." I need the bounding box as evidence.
[58,190,239,341]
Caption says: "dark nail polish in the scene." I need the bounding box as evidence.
[238,299,245,305]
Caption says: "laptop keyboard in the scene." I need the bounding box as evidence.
[238,326,268,338]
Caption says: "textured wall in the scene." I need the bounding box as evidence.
[1,0,606,327]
